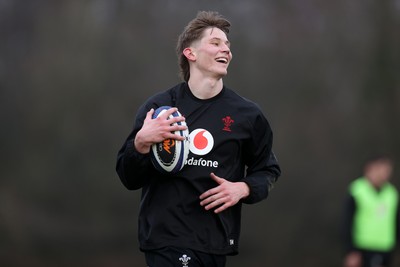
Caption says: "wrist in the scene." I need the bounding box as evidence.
[239,182,250,199]
[134,136,151,154]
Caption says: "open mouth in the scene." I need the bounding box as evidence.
[215,57,228,64]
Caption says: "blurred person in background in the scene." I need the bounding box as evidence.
[343,155,399,267]
[116,11,281,267]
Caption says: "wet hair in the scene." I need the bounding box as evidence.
[176,11,231,82]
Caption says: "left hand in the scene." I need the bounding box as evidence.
[199,172,250,213]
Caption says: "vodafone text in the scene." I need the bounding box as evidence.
[185,157,219,168]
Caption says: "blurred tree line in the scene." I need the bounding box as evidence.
[1,0,399,266]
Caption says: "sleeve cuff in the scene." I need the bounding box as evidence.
[126,139,150,160]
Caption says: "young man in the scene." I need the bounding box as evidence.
[343,155,399,267]
[116,11,281,267]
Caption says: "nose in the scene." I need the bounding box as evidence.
[222,43,231,54]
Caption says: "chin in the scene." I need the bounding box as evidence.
[218,70,228,77]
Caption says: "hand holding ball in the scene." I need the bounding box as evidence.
[150,106,190,174]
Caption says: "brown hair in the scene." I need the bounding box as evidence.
[364,154,393,168]
[176,11,231,82]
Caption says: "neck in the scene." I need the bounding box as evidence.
[187,75,224,100]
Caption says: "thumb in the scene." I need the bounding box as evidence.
[210,172,225,184]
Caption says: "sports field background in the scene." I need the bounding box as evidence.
[1,1,399,266]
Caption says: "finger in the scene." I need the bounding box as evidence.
[199,187,220,200]
[145,108,154,121]
[168,122,188,132]
[206,196,234,213]
[159,107,179,119]
[157,109,186,126]
[203,196,226,210]
[199,174,225,200]
[170,115,186,124]
[167,107,179,115]
[163,132,187,141]
[200,193,222,206]
[214,203,230,213]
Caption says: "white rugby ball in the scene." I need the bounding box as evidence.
[150,106,189,174]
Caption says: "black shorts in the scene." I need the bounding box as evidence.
[144,246,227,267]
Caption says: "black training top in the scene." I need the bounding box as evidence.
[116,82,281,255]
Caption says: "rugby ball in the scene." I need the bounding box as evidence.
[150,106,190,174]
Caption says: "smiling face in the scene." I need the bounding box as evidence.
[185,27,232,80]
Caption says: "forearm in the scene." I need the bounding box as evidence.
[116,138,152,190]
[242,152,281,204]
[241,172,277,204]
[343,195,356,252]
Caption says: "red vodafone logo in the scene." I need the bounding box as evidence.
[189,128,214,156]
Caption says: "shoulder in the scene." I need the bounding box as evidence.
[146,83,184,103]
[137,83,185,112]
[223,86,264,115]
[386,182,399,195]
[133,83,184,119]
[349,177,367,192]
[222,87,273,135]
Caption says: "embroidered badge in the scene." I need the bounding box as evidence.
[179,254,191,267]
[222,116,234,132]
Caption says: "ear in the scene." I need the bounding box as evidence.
[183,47,196,61]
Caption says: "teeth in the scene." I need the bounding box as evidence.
[216,58,228,63]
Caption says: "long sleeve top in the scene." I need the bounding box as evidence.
[116,82,281,255]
